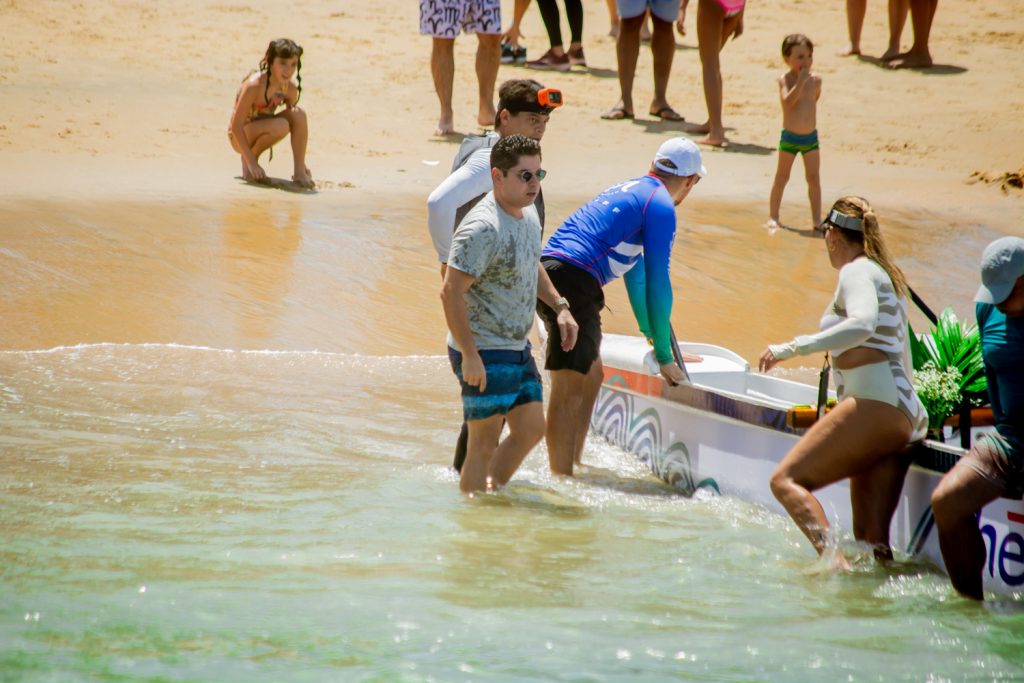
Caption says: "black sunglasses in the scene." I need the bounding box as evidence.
[510,169,546,183]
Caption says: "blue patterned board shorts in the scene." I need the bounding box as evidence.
[616,0,682,22]
[779,128,820,155]
[420,0,502,38]
[448,346,543,421]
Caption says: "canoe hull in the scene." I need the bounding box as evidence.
[593,334,1024,596]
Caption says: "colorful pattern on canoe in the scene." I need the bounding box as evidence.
[592,383,719,496]
[601,365,965,476]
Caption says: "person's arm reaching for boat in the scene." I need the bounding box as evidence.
[760,262,878,371]
[624,198,685,384]
[427,149,492,267]
[623,255,656,346]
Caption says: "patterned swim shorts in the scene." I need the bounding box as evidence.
[779,128,820,155]
[420,0,502,38]
[448,346,543,421]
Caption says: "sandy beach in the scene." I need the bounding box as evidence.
[1,0,1023,357]
[2,0,1022,205]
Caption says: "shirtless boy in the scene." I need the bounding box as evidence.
[767,34,822,232]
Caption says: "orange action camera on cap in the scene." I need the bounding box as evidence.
[537,88,563,108]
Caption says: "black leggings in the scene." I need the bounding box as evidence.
[537,0,583,49]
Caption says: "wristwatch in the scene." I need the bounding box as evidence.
[553,296,570,313]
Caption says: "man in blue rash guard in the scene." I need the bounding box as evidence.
[536,137,706,476]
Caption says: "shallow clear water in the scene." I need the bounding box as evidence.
[1,195,1020,680]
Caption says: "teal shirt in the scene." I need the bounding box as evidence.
[977,303,1024,453]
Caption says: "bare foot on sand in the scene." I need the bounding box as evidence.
[764,218,783,234]
[435,113,455,136]
[477,104,497,128]
[888,50,932,69]
[879,47,901,61]
[836,44,861,57]
[292,168,315,189]
[686,121,727,146]
[242,161,268,184]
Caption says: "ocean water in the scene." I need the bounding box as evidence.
[2,194,1020,681]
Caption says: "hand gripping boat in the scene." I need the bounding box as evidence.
[592,333,1024,596]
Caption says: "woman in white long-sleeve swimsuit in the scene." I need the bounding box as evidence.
[759,196,928,566]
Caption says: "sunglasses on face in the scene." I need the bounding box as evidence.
[510,168,547,183]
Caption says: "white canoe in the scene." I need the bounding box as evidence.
[592,333,1024,596]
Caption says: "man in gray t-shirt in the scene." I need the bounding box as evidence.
[440,135,578,494]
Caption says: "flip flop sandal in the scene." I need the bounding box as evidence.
[650,106,685,122]
[601,106,634,121]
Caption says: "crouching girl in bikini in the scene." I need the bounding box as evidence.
[759,196,928,568]
[228,38,314,189]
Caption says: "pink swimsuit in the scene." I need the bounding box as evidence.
[715,0,745,18]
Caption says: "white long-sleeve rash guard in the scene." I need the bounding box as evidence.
[770,258,906,360]
[426,148,492,263]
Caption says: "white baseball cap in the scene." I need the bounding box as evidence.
[975,236,1024,304]
[653,137,707,178]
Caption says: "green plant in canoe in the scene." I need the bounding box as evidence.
[909,307,987,432]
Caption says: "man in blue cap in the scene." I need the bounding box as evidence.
[931,236,1024,600]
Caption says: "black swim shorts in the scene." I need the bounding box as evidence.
[537,257,604,374]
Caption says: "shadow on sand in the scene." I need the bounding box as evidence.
[857,54,967,75]
[236,176,318,194]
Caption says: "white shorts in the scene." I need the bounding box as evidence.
[834,360,929,442]
[420,0,502,38]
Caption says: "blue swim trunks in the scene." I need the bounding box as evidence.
[448,346,543,421]
[779,128,819,155]
[616,0,680,22]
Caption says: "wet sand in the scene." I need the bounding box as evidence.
[1,194,1002,370]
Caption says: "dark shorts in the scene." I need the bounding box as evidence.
[537,257,604,375]
[448,346,543,421]
[961,431,1024,500]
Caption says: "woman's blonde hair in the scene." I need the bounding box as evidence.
[831,196,908,297]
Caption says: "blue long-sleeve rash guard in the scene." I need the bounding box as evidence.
[542,174,677,364]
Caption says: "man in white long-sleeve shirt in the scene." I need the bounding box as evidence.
[427,78,563,471]
[427,78,562,270]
